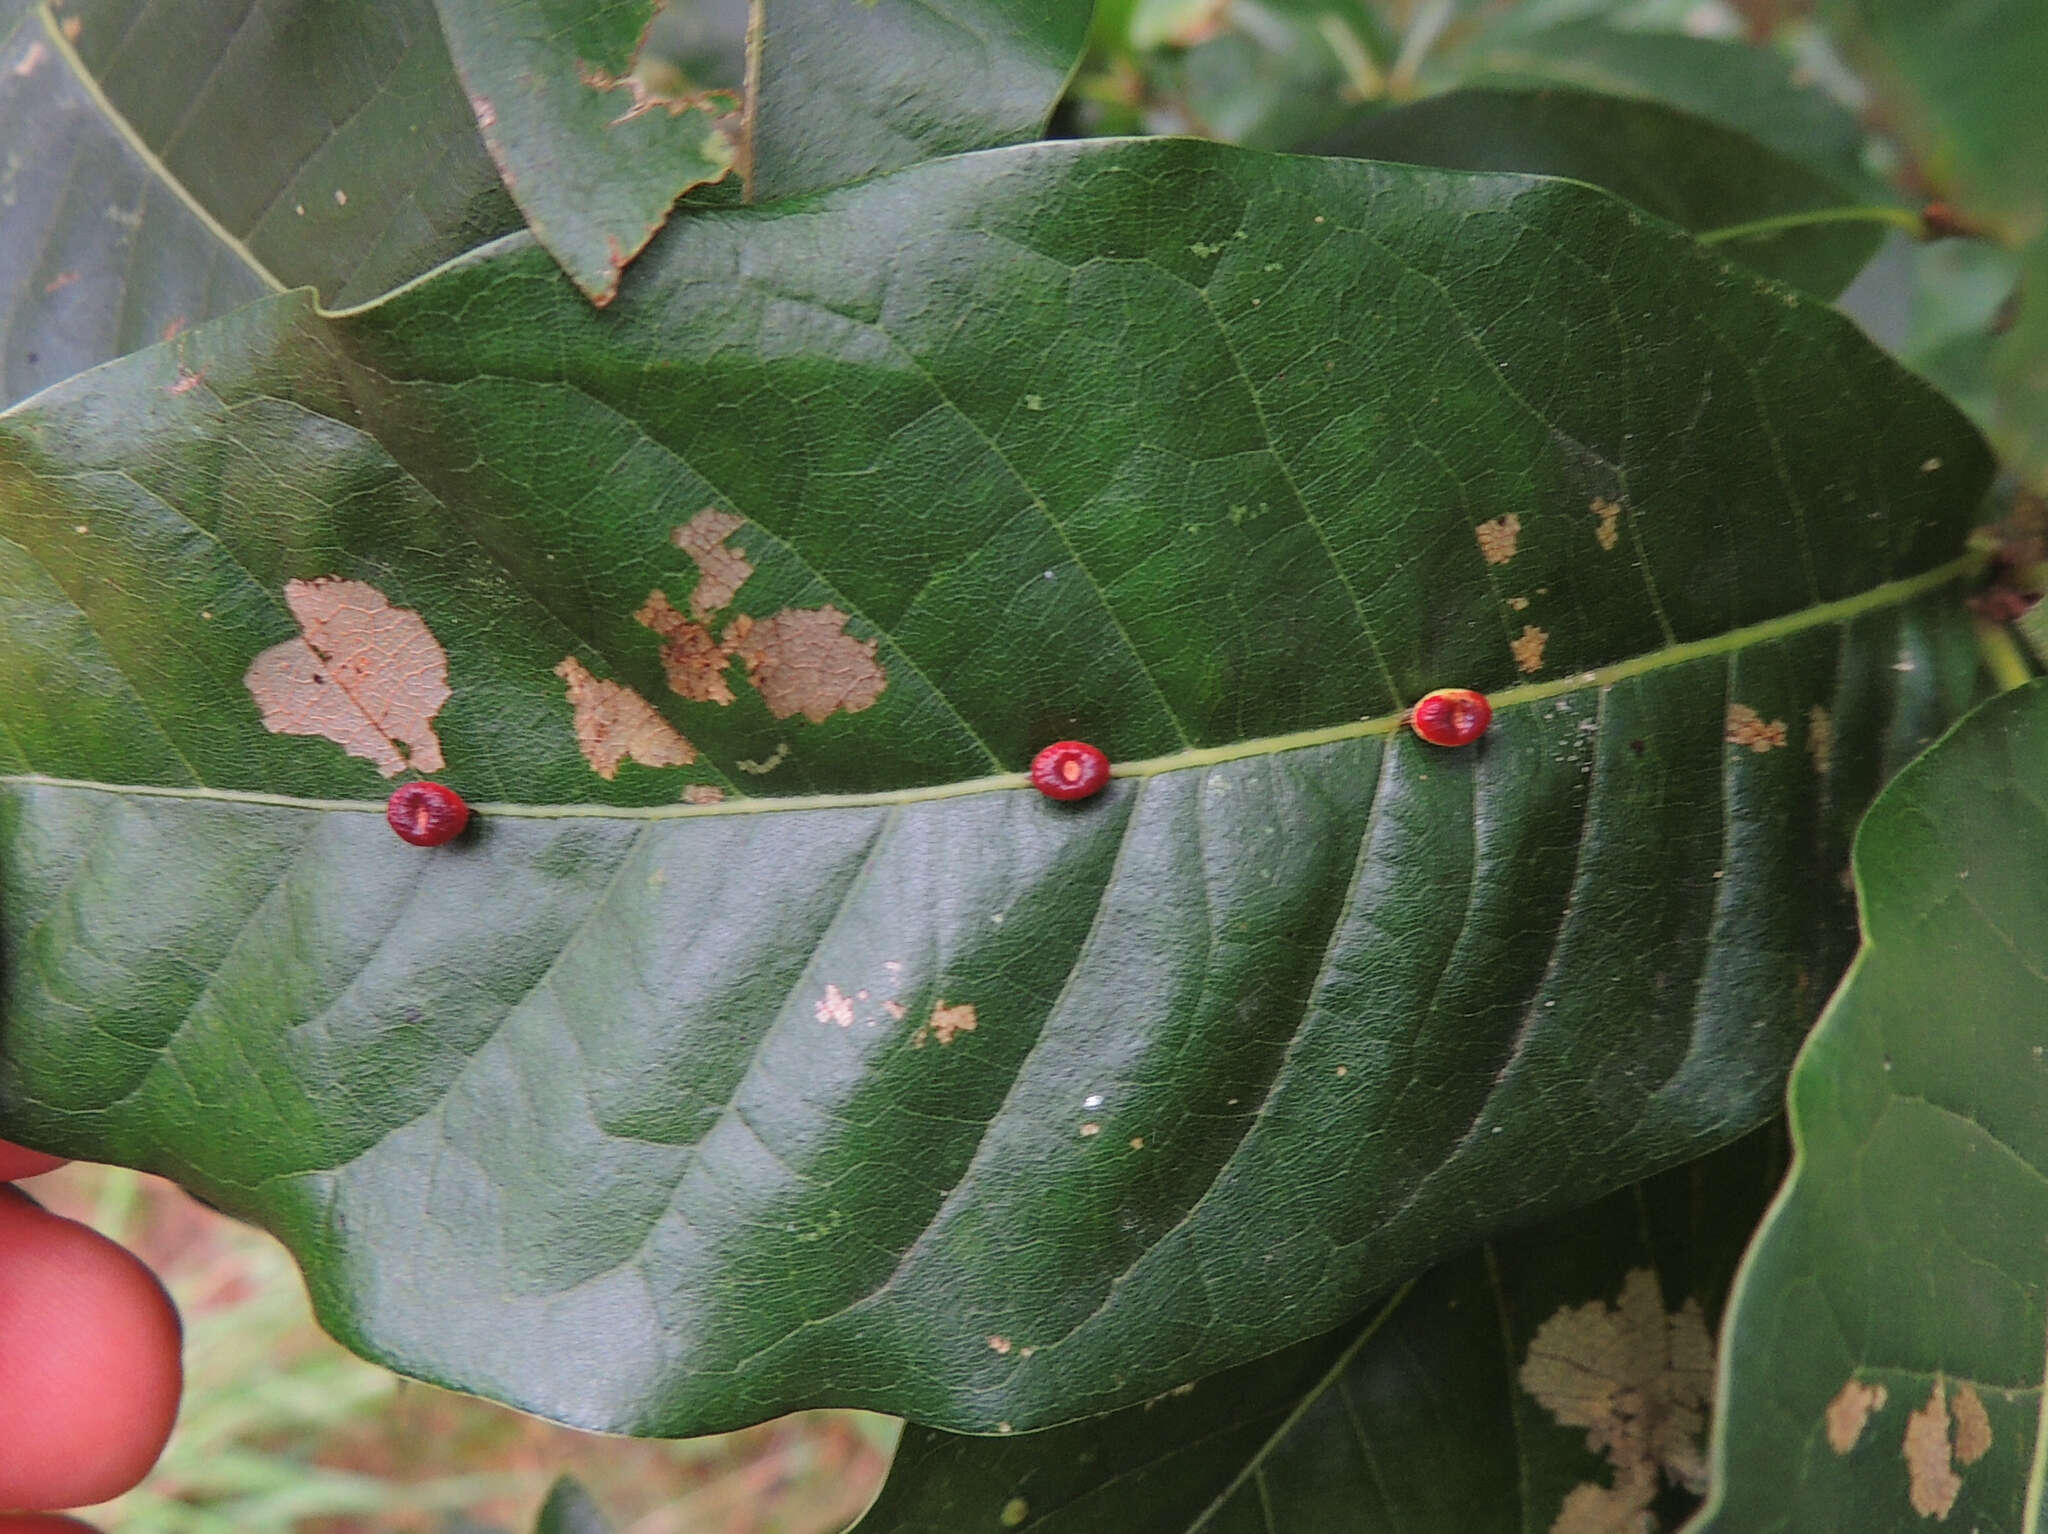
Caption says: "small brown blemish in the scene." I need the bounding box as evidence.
[1519,1268,1715,1534]
[1079,1122,1101,1137]
[725,607,886,723]
[987,1335,1013,1354]
[1904,1380,1963,1518]
[1725,703,1787,753]
[672,508,752,618]
[1952,1382,1992,1465]
[1511,625,1548,674]
[1129,1136,1145,1149]
[10,40,46,75]
[246,578,451,778]
[169,368,205,396]
[1807,705,1833,776]
[159,315,189,342]
[1475,513,1521,565]
[470,94,496,130]
[682,784,725,805]
[1509,595,1530,611]
[43,270,80,295]
[883,999,907,1021]
[1826,1378,1888,1453]
[60,15,80,39]
[637,590,736,705]
[554,656,696,778]
[911,1000,977,1049]
[1590,497,1621,551]
[815,984,855,1028]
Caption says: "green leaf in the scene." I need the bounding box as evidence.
[0,2,273,409]
[533,1478,613,1534]
[744,0,1094,203]
[1692,680,2048,1533]
[0,138,1992,1437]
[429,0,736,306]
[1308,86,1900,299]
[856,1128,1786,1533]
[57,0,521,306]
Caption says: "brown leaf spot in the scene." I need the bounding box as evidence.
[11,41,47,76]
[169,367,205,396]
[1952,1382,1992,1466]
[725,607,886,723]
[987,1335,1013,1354]
[42,271,80,295]
[553,656,695,778]
[1519,1268,1715,1534]
[1511,624,1548,674]
[1725,703,1787,753]
[815,984,855,1028]
[159,315,189,342]
[672,508,752,618]
[1476,513,1522,565]
[1826,1378,1888,1453]
[682,784,725,805]
[1509,595,1530,611]
[912,1000,976,1048]
[1904,1380,1963,1518]
[470,94,496,130]
[1590,497,1621,551]
[882,999,907,1021]
[60,15,80,40]
[1807,705,1834,776]
[246,578,450,778]
[637,591,736,705]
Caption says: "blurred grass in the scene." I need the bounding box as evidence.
[20,1164,896,1534]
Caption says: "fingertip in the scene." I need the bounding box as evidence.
[0,1189,182,1511]
[0,1516,103,1533]
[0,1140,68,1182]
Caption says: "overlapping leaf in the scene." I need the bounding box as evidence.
[856,1129,1785,1533]
[1693,681,2048,1533]
[0,139,1992,1437]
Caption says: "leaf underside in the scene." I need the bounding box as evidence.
[0,138,1993,1436]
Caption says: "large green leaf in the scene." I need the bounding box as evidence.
[1308,86,1894,298]
[0,139,1991,1437]
[855,1128,1785,1533]
[744,0,1093,202]
[0,1,273,409]
[1692,680,2048,1533]
[58,0,521,306]
[429,0,736,305]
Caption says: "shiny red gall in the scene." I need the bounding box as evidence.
[387,781,470,846]
[1409,688,1492,748]
[1031,740,1112,801]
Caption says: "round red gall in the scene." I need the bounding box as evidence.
[1030,740,1112,801]
[1409,688,1492,748]
[386,781,470,846]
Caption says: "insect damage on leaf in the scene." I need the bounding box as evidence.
[816,985,856,1028]
[1590,498,1622,551]
[724,607,886,723]
[1826,1377,1889,1453]
[637,592,736,705]
[1724,704,1788,753]
[554,657,695,778]
[1903,1378,1991,1518]
[911,1001,977,1049]
[1476,514,1522,565]
[1518,1268,1715,1534]
[245,578,451,778]
[1512,624,1549,674]
[672,509,752,618]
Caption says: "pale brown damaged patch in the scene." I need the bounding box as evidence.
[725,607,886,723]
[1725,703,1788,753]
[1590,497,1621,551]
[1952,1383,1992,1466]
[912,1001,977,1049]
[672,508,752,618]
[1905,1380,1964,1519]
[683,784,725,805]
[1512,624,1548,674]
[637,591,736,705]
[1807,704,1834,776]
[1826,1378,1888,1453]
[246,578,450,778]
[1476,513,1522,565]
[1518,1268,1714,1534]
[554,657,695,778]
[816,984,855,1028]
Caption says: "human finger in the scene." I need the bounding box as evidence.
[0,1140,67,1182]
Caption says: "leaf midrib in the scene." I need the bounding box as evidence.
[0,551,1980,820]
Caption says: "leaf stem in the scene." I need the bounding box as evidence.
[1974,616,2037,692]
[1698,204,1925,247]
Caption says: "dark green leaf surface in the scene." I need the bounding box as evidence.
[1693,681,2048,1534]
[532,1478,613,1534]
[857,1130,1785,1533]
[0,139,1991,1436]
[0,2,272,409]
[430,0,735,305]
[745,0,1092,202]
[59,0,520,306]
[1308,86,1889,298]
